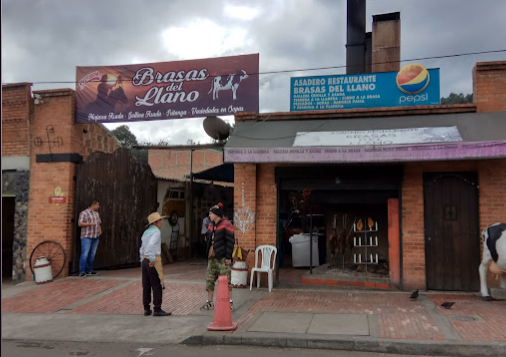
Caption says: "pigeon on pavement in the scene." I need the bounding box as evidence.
[410,290,419,300]
[441,302,455,309]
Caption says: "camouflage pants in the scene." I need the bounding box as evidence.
[206,258,232,292]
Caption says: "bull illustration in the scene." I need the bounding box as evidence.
[208,70,249,100]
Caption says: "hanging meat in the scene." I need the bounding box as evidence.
[357,218,363,231]
[368,217,374,230]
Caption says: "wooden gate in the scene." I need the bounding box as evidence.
[423,172,480,291]
[74,148,157,271]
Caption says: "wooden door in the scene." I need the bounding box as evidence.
[423,172,480,291]
[75,148,157,271]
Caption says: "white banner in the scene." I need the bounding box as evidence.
[293,126,463,146]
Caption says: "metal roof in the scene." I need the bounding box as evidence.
[226,111,506,148]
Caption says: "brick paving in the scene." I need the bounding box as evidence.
[237,290,445,340]
[2,279,126,313]
[70,281,207,316]
[4,262,506,345]
[96,262,207,280]
[430,294,506,342]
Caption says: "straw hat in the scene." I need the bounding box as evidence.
[147,212,167,225]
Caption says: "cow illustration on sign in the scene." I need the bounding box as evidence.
[208,70,249,100]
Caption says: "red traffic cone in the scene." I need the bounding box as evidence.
[207,275,237,331]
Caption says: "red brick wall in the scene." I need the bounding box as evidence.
[473,61,506,113]
[77,122,120,159]
[479,159,506,226]
[27,90,77,279]
[256,164,277,247]
[234,164,278,281]
[2,83,33,157]
[26,89,121,279]
[401,159,506,290]
[149,149,223,180]
[234,164,257,269]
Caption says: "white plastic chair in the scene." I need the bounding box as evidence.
[250,245,277,292]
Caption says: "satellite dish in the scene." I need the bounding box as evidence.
[203,116,230,141]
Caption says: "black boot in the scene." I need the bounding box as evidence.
[153,308,171,317]
[144,305,152,316]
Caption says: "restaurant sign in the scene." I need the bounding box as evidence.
[75,54,259,123]
[290,63,440,111]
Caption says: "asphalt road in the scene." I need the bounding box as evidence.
[2,340,449,357]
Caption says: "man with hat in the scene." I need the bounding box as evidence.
[139,212,171,317]
[201,202,235,310]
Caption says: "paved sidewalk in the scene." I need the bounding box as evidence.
[2,262,506,356]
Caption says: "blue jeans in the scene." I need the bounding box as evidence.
[79,238,99,274]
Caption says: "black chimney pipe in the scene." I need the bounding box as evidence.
[346,0,366,75]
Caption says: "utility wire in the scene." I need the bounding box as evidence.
[4,49,505,85]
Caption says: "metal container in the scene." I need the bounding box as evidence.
[34,256,53,284]
[231,261,248,288]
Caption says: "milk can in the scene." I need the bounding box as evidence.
[231,261,248,288]
[33,256,53,284]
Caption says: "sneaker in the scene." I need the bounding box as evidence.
[230,300,234,311]
[153,309,171,317]
[86,271,98,275]
[200,300,214,310]
[79,273,87,277]
[144,309,152,316]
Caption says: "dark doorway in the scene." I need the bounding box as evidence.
[275,165,402,286]
[2,197,15,278]
[423,172,480,291]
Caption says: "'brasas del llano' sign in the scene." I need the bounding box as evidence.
[75,54,259,123]
[290,63,440,111]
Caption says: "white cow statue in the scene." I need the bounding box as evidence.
[479,222,506,300]
[208,70,249,100]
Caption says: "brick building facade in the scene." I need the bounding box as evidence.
[149,148,223,181]
[229,61,506,291]
[2,84,121,283]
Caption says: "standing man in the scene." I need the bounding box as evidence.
[139,212,171,317]
[201,203,235,311]
[200,215,212,257]
[78,200,102,277]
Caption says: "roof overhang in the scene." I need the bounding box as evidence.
[225,111,506,163]
[192,163,234,183]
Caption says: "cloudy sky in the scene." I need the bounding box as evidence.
[3,0,506,144]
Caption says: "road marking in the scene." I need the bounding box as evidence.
[136,347,154,356]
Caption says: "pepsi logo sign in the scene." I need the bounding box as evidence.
[396,63,430,95]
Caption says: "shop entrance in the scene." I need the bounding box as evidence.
[276,165,402,287]
[423,172,480,291]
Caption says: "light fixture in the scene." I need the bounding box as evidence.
[34,94,44,105]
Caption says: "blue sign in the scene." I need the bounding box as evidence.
[290,64,440,111]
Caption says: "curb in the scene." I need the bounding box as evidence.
[182,333,506,357]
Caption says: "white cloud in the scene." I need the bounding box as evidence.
[161,18,250,59]
[223,4,261,21]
